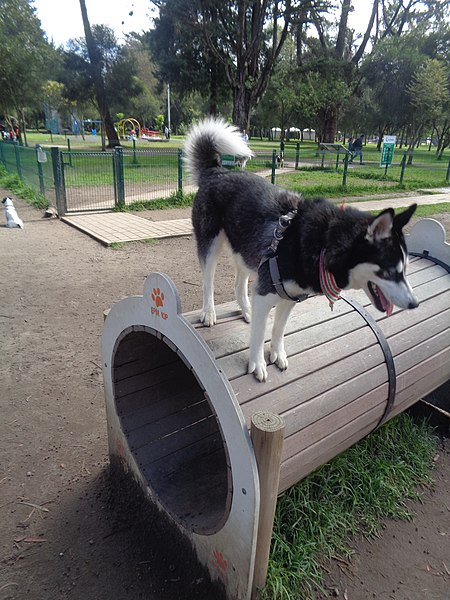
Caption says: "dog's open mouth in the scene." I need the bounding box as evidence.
[368,282,393,316]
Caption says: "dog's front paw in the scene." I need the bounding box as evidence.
[248,359,268,382]
[270,349,288,371]
[241,307,251,324]
[200,308,216,327]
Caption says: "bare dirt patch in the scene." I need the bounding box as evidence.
[0,196,448,600]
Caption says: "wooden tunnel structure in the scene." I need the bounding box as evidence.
[102,219,450,600]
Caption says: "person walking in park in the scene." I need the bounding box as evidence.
[350,134,364,164]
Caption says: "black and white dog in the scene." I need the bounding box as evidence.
[185,119,418,381]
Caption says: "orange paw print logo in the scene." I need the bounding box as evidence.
[151,288,164,308]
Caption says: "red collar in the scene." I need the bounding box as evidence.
[320,249,341,309]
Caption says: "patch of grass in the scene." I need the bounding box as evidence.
[117,190,195,212]
[413,202,450,217]
[109,238,158,250]
[0,166,48,209]
[263,413,437,600]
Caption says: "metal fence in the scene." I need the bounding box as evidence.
[0,140,56,205]
[1,140,449,216]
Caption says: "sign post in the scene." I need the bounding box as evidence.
[380,135,396,172]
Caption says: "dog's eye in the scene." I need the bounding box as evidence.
[377,268,396,280]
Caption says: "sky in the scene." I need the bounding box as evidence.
[33,0,155,46]
[32,0,376,47]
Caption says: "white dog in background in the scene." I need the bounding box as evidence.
[2,197,24,228]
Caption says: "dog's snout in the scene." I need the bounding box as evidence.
[408,298,419,309]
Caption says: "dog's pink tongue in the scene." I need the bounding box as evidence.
[377,286,393,317]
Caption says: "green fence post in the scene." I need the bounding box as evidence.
[399,151,407,185]
[132,138,138,165]
[446,158,450,184]
[67,138,73,167]
[178,149,183,193]
[321,150,325,169]
[342,153,349,187]
[295,142,300,169]
[14,141,23,180]
[271,149,276,185]
[51,147,67,215]
[114,147,125,208]
[335,151,340,172]
[384,146,391,177]
[35,145,45,195]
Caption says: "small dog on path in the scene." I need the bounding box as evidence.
[2,197,24,228]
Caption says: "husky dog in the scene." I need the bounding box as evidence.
[2,197,24,228]
[185,118,418,382]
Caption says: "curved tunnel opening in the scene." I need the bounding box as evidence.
[112,327,232,535]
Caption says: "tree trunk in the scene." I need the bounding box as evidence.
[321,107,338,143]
[79,0,120,149]
[232,84,252,131]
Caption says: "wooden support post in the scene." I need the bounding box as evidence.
[251,411,285,599]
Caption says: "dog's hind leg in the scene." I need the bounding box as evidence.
[199,232,225,326]
[231,253,252,323]
[269,299,295,371]
[248,292,278,382]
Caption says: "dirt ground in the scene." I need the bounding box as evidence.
[0,195,449,600]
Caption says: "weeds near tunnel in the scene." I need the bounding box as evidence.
[263,413,438,600]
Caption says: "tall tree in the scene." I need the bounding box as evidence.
[78,0,120,148]
[198,0,325,130]
[299,0,450,142]
[149,0,329,130]
[0,0,53,145]
[406,58,449,160]
[145,0,230,117]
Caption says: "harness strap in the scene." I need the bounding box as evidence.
[268,256,309,302]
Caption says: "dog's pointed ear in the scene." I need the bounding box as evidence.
[366,208,395,243]
[393,203,417,231]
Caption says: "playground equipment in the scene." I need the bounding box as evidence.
[117,117,141,140]
[102,218,450,599]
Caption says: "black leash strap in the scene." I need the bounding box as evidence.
[341,297,396,430]
[409,251,450,273]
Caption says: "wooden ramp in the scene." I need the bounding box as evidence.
[102,218,450,600]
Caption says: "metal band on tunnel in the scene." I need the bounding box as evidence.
[341,297,396,429]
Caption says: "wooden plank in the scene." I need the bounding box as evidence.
[136,414,220,465]
[239,348,386,426]
[121,388,206,433]
[394,329,450,374]
[392,347,450,415]
[114,356,193,397]
[387,308,450,356]
[277,347,450,492]
[127,399,212,451]
[282,386,387,461]
[228,328,381,397]
[113,333,158,367]
[267,365,388,438]
[114,341,179,381]
[116,368,200,416]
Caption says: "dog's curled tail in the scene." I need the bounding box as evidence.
[184,118,254,184]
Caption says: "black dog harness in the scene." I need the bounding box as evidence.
[258,210,342,307]
[258,210,309,302]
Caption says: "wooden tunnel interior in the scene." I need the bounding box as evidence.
[112,327,232,535]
